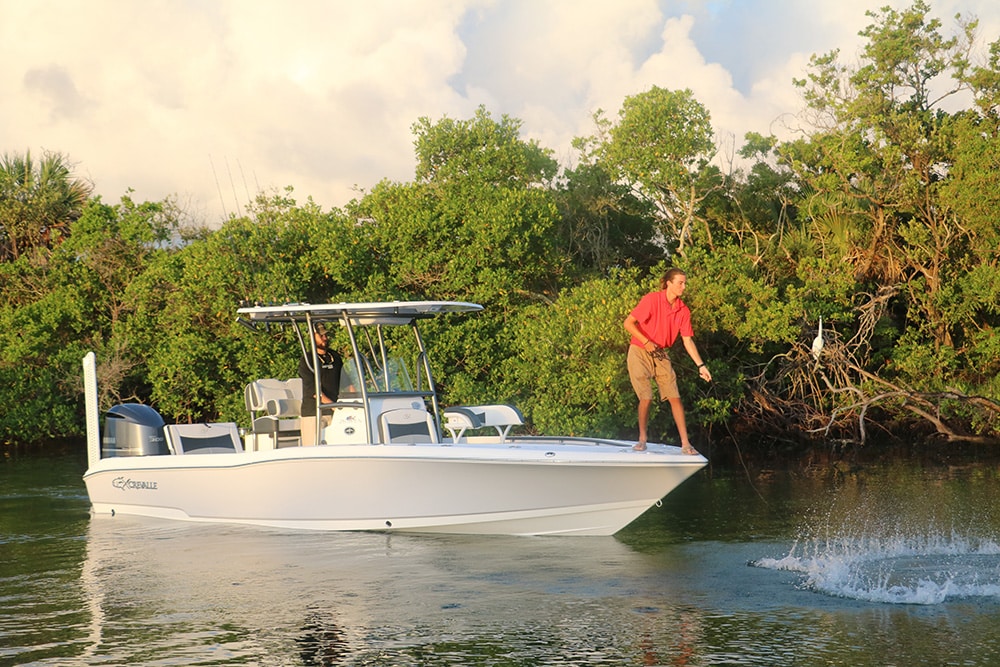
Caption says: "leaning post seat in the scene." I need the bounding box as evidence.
[244,378,303,447]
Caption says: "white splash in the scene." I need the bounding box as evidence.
[752,532,1000,604]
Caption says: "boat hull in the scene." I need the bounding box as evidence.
[83,443,705,536]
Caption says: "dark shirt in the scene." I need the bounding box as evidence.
[299,349,343,415]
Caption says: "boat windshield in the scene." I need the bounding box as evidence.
[341,355,414,395]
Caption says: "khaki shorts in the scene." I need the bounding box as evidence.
[627,345,680,401]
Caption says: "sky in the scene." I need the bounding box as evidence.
[3,0,998,225]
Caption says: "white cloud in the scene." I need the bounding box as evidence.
[1,0,994,224]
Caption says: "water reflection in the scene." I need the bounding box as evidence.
[76,515,690,665]
[296,608,349,666]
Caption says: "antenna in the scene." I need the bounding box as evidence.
[225,156,242,217]
[238,158,253,209]
[208,154,229,219]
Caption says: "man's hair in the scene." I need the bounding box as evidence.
[660,268,686,290]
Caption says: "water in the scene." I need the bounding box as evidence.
[3,448,1000,666]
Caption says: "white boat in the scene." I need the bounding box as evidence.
[82,301,706,536]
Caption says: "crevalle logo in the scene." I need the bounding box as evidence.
[112,476,159,491]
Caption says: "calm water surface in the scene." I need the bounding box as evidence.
[3,446,1000,666]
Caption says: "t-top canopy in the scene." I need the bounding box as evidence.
[237,300,483,327]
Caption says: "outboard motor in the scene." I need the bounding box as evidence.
[101,404,168,457]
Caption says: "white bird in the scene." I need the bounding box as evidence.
[811,316,824,361]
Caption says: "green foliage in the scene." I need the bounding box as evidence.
[345,108,569,409]
[123,190,360,424]
[505,266,740,441]
[413,105,558,186]
[889,327,960,390]
[554,158,660,274]
[604,87,714,185]
[779,1,985,355]
[0,150,93,261]
[504,270,645,437]
[599,87,719,254]
[354,178,562,304]
[684,244,803,350]
[0,194,178,442]
[939,113,1000,257]
[358,106,564,301]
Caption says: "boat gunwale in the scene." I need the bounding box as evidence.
[82,440,707,478]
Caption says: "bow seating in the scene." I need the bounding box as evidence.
[442,404,524,443]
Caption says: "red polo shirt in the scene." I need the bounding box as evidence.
[630,291,693,348]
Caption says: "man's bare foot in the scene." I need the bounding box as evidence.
[633,441,647,451]
[681,445,698,455]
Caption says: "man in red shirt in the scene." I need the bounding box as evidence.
[624,268,712,453]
